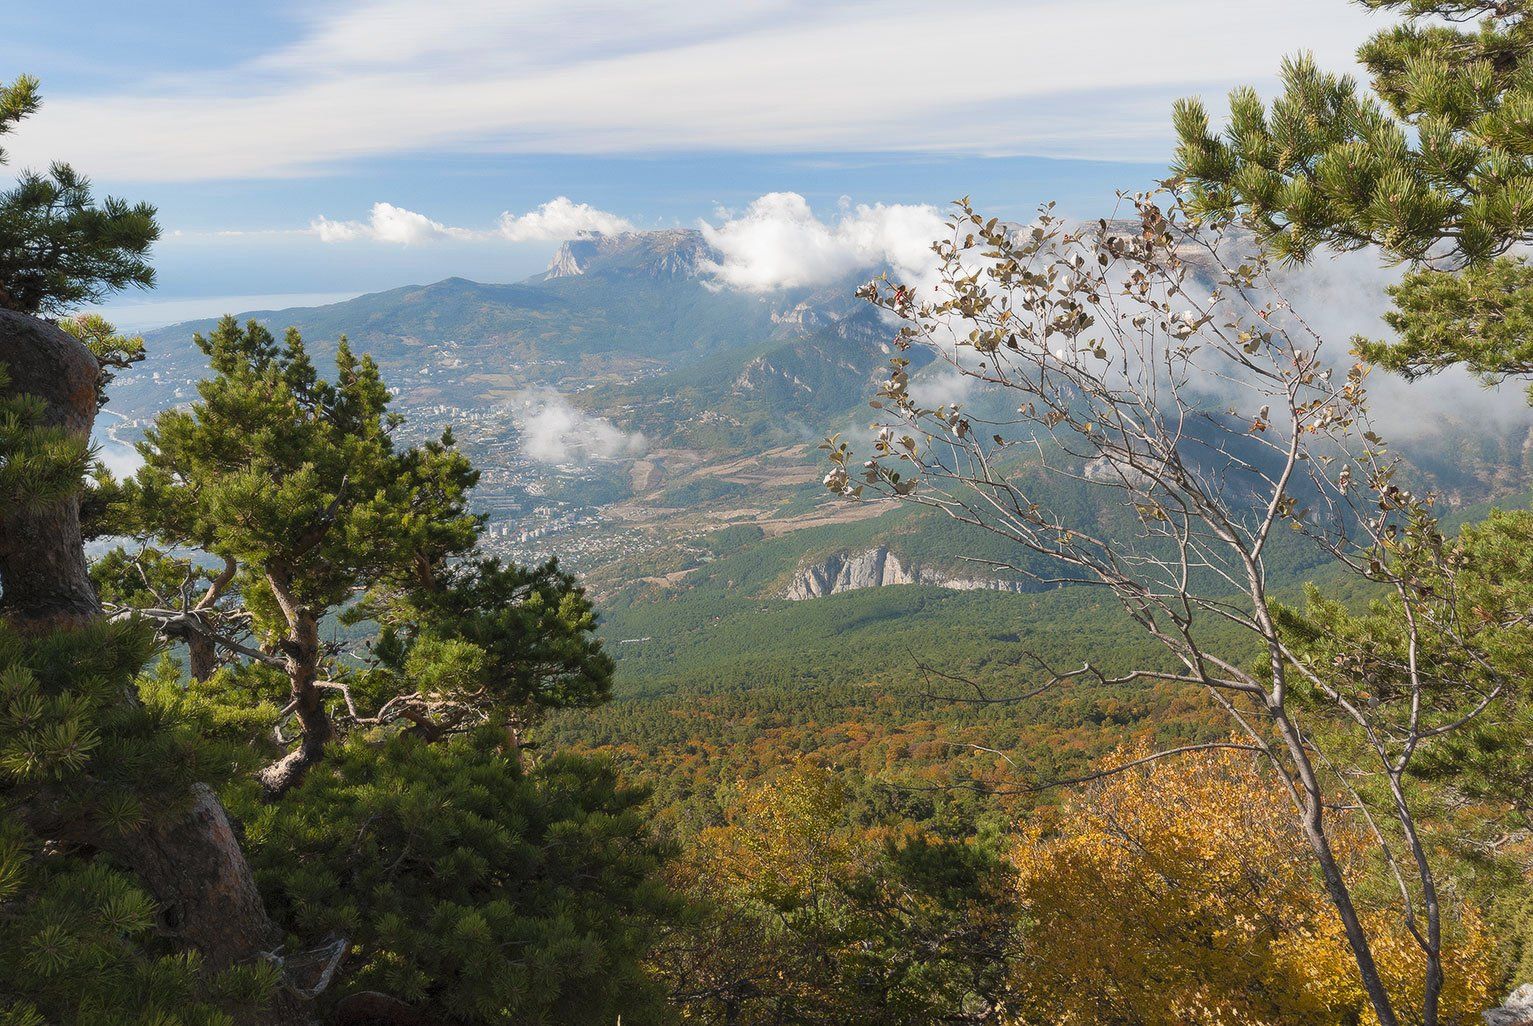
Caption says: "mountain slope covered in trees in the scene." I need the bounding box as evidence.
[7,0,1533,1016]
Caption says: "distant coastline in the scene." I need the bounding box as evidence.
[81,291,363,332]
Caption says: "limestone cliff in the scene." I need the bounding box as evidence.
[781,545,1028,600]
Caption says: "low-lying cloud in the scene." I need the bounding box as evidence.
[513,389,646,464]
[302,192,952,297]
[700,192,946,292]
[93,441,145,480]
[311,197,633,245]
[1271,249,1533,443]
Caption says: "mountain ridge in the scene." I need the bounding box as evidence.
[542,228,716,280]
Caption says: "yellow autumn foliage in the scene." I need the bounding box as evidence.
[1010,743,1498,1026]
[697,761,858,908]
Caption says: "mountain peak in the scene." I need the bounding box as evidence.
[544,235,605,278]
[543,228,716,281]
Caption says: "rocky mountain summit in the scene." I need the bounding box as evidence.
[543,228,716,280]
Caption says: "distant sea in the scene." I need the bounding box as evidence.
[81,292,360,476]
[82,291,363,332]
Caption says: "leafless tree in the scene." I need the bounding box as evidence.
[826,192,1508,1026]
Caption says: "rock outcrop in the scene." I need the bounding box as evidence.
[769,286,889,346]
[733,356,816,395]
[783,545,914,599]
[1486,985,1533,1026]
[0,309,102,627]
[543,237,599,278]
[334,991,438,1026]
[781,545,1028,600]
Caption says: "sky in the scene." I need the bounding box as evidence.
[5,0,1387,326]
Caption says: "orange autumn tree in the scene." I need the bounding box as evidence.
[1011,744,1497,1026]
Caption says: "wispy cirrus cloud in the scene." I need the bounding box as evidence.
[7,0,1384,182]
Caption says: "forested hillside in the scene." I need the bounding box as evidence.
[4,1,1533,1023]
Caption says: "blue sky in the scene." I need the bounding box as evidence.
[5,1,1382,324]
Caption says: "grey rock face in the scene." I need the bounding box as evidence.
[768,289,887,346]
[543,229,717,280]
[544,237,599,278]
[782,545,1028,600]
[1486,985,1533,1026]
[733,356,813,395]
[783,545,911,599]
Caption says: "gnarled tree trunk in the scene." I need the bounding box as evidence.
[259,576,333,801]
[186,631,218,681]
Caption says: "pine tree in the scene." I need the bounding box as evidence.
[61,314,145,411]
[0,77,298,1025]
[0,617,282,1026]
[1171,0,1533,394]
[364,555,616,743]
[3,74,672,1025]
[237,732,678,1026]
[111,316,477,796]
[0,76,157,317]
[1169,3,1533,998]
[108,316,614,798]
[89,318,668,1023]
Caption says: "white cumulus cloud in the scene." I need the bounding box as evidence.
[700,192,946,292]
[310,198,633,245]
[513,389,646,464]
[311,201,476,244]
[498,197,636,241]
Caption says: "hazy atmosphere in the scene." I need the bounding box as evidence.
[3,4,1532,1026]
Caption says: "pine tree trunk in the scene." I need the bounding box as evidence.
[187,631,218,681]
[259,601,333,801]
[118,783,280,966]
[258,711,329,800]
[0,311,310,1025]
